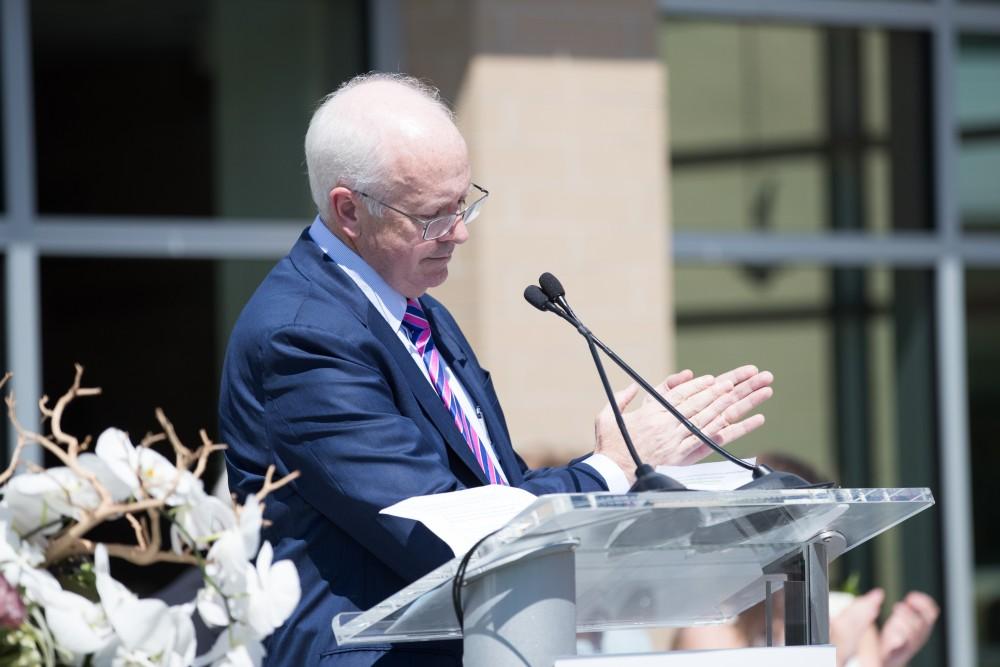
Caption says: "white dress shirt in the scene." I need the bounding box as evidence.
[309,218,628,492]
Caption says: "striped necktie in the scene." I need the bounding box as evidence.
[400,298,506,485]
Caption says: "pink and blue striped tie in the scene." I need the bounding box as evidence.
[401,298,506,485]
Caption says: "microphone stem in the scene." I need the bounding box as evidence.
[585,335,644,470]
[587,332,755,472]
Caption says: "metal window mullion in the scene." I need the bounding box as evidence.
[954,5,1000,33]
[1,0,42,464]
[932,8,977,667]
[672,232,946,265]
[369,0,405,72]
[661,0,1000,32]
[659,0,940,29]
[30,219,305,259]
[935,258,976,667]
[1,0,34,223]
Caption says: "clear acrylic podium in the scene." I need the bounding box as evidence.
[333,488,934,666]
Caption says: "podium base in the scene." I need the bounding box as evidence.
[463,543,577,667]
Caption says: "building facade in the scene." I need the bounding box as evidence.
[2,1,999,665]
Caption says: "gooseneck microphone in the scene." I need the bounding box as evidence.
[525,272,814,491]
[524,285,686,492]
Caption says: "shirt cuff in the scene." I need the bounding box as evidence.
[580,453,631,494]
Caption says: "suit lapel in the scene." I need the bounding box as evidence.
[422,302,524,486]
[366,306,490,486]
[293,229,506,488]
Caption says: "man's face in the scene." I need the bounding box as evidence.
[352,140,472,298]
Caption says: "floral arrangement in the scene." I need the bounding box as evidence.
[0,367,300,666]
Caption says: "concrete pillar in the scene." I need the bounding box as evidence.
[403,0,673,462]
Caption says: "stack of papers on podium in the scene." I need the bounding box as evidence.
[381,485,537,556]
[656,458,755,490]
[380,459,756,556]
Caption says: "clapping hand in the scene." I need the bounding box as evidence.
[595,364,774,479]
[880,592,939,667]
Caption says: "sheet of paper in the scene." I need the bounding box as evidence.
[656,458,756,491]
[380,485,537,557]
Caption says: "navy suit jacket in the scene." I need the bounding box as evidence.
[219,230,608,666]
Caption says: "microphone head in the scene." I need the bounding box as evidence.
[523,285,551,311]
[538,272,565,300]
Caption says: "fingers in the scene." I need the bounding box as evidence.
[689,371,774,432]
[833,588,883,633]
[663,374,718,404]
[713,413,766,446]
[604,382,640,416]
[661,369,694,392]
[595,382,643,474]
[882,606,919,656]
[668,371,771,463]
[672,414,767,466]
[880,592,938,667]
[674,377,736,421]
[714,364,759,387]
[701,386,774,436]
[642,370,695,410]
[903,591,940,626]
[831,589,884,666]
[623,365,774,468]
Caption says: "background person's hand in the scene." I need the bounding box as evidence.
[830,588,884,667]
[880,591,939,667]
[594,365,774,479]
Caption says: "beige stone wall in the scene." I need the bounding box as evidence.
[404,0,673,464]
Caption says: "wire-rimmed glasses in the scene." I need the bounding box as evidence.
[357,183,489,241]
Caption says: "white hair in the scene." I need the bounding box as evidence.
[304,72,455,223]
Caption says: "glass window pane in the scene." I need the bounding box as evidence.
[958,35,1000,232]
[968,269,1000,664]
[32,0,367,219]
[675,264,943,665]
[662,22,933,233]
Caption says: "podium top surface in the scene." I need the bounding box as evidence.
[333,487,933,645]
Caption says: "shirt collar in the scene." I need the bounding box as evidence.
[308,217,407,332]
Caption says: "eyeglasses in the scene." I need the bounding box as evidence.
[356,183,489,241]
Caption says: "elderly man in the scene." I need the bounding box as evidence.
[220,73,774,666]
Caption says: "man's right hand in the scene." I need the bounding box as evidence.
[593,364,774,481]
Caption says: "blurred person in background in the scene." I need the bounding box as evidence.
[674,453,939,667]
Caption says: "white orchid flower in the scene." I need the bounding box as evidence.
[4,453,127,537]
[209,642,266,667]
[3,456,133,554]
[108,648,159,667]
[243,541,300,638]
[170,492,237,554]
[195,584,232,629]
[42,588,114,656]
[93,545,197,667]
[0,510,45,569]
[196,493,268,627]
[198,540,300,641]
[198,532,250,630]
[95,428,199,506]
[203,494,262,590]
[4,471,72,536]
[94,429,141,495]
[236,494,261,560]
[0,513,61,605]
[101,605,195,667]
[192,622,265,667]
[80,451,135,503]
